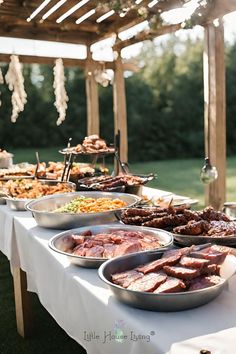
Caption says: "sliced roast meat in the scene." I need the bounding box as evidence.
[112,270,143,288]
[137,253,181,274]
[163,265,200,280]
[201,264,220,276]
[127,272,167,292]
[154,277,186,293]
[179,256,210,269]
[189,246,228,265]
[188,275,222,291]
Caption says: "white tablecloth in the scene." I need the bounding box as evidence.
[1,203,236,354]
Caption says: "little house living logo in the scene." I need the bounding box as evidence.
[83,320,155,344]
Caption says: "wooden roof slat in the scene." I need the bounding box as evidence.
[0,0,236,48]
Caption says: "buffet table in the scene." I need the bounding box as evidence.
[1,193,236,353]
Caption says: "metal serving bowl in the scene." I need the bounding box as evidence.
[4,180,76,211]
[173,233,236,247]
[26,191,140,229]
[48,224,173,268]
[98,250,228,312]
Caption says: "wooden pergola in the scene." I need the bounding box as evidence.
[1,0,236,211]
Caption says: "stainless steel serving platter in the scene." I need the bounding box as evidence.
[48,224,173,268]
[173,233,236,247]
[5,180,76,211]
[26,191,140,229]
[98,250,229,312]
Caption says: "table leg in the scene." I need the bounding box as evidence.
[12,267,33,338]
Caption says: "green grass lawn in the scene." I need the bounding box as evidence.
[1,148,236,353]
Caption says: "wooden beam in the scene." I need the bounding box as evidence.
[12,267,33,338]
[0,54,140,73]
[0,27,94,45]
[85,50,99,136]
[203,20,226,210]
[205,0,236,22]
[113,24,182,51]
[0,54,86,67]
[113,51,128,163]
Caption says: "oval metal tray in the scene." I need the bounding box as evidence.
[173,233,236,247]
[98,250,228,312]
[5,180,76,211]
[26,191,140,229]
[48,224,173,268]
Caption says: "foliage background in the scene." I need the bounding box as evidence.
[0,35,236,162]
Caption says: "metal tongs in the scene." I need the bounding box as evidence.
[61,138,74,182]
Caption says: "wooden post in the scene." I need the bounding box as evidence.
[12,267,33,338]
[203,20,226,210]
[113,51,128,163]
[85,49,99,136]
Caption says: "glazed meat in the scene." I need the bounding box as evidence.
[163,265,200,280]
[121,205,233,238]
[143,214,187,228]
[154,278,186,293]
[200,207,230,222]
[173,220,209,235]
[127,273,167,292]
[183,209,201,221]
[188,275,222,291]
[207,221,236,237]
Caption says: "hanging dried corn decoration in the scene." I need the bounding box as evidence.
[5,55,27,123]
[0,67,4,107]
[53,58,69,126]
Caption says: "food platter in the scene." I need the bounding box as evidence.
[4,180,76,211]
[26,191,140,229]
[173,233,236,247]
[77,174,155,196]
[98,248,236,312]
[49,224,173,268]
[59,148,115,156]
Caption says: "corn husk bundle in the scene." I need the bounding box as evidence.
[53,58,69,126]
[5,55,27,123]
